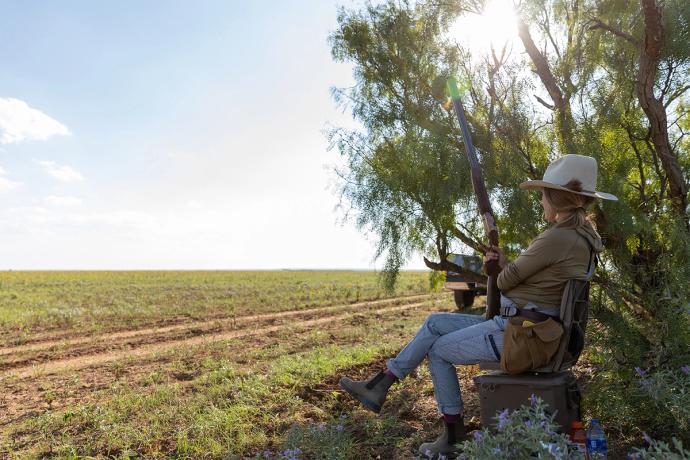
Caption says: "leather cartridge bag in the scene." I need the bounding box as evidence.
[500,316,564,374]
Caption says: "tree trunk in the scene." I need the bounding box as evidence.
[636,0,688,223]
[518,19,576,155]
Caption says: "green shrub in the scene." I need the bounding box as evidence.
[634,364,690,438]
[428,270,445,292]
[451,396,574,460]
[630,436,690,459]
[252,416,354,460]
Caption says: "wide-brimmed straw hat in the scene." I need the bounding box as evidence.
[519,154,618,201]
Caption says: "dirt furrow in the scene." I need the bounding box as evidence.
[0,294,432,357]
[1,299,390,372]
[0,301,433,432]
[1,301,431,381]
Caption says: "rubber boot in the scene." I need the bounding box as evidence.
[418,418,467,459]
[338,371,395,413]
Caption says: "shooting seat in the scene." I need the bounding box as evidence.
[473,279,590,431]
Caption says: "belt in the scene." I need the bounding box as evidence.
[519,309,559,323]
[502,308,560,324]
[500,295,561,323]
[501,307,561,323]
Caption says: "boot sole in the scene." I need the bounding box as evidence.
[338,380,382,413]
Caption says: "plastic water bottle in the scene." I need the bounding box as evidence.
[586,419,608,459]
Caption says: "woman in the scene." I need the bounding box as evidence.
[339,155,617,458]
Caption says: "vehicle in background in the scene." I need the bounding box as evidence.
[444,253,487,309]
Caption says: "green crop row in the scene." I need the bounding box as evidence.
[0,270,432,337]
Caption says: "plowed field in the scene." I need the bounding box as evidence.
[0,271,484,459]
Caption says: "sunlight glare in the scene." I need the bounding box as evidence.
[448,0,519,58]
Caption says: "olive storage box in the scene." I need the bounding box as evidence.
[473,370,581,432]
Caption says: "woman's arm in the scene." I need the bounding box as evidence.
[495,231,560,292]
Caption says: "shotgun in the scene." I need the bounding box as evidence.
[446,76,501,319]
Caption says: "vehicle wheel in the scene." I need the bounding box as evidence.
[454,291,476,309]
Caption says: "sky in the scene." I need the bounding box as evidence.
[0,0,424,270]
[0,0,520,271]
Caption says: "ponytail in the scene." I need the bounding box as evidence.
[543,180,596,230]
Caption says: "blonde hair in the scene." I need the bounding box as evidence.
[543,179,596,229]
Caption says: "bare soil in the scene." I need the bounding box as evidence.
[0,295,436,437]
[0,294,432,376]
[299,358,485,458]
[0,294,432,357]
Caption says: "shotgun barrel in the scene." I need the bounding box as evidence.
[446,76,501,319]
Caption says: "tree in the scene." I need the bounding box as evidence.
[330,0,690,442]
[330,0,690,306]
[329,1,549,288]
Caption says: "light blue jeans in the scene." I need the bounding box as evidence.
[386,312,507,415]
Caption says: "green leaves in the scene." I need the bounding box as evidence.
[329,0,690,310]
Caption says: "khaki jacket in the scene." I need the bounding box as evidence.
[497,223,602,309]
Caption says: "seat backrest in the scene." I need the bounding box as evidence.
[541,279,590,372]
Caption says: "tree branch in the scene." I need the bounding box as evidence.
[533,94,555,110]
[625,126,648,204]
[588,17,640,46]
[422,257,487,283]
[451,226,487,254]
[518,18,576,153]
[664,84,690,109]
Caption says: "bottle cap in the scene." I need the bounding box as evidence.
[572,421,583,429]
[591,418,600,425]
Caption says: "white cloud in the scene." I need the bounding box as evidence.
[0,165,21,190]
[186,199,204,209]
[46,195,83,207]
[1,206,156,237]
[73,210,156,229]
[0,98,70,144]
[0,176,20,191]
[38,160,84,182]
